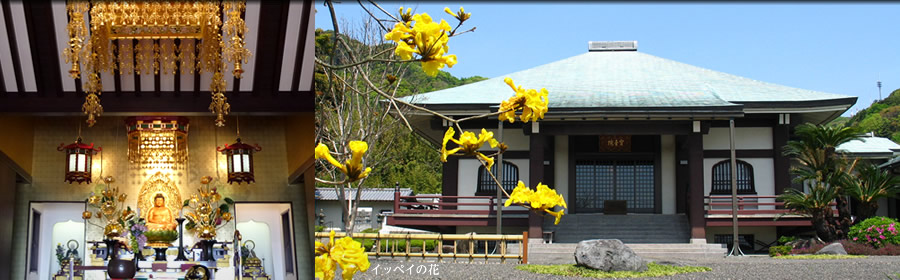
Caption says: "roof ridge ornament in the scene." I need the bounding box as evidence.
[588,41,637,52]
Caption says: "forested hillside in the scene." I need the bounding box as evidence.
[315,28,487,194]
[838,88,900,142]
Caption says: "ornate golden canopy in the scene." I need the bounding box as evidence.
[63,0,249,127]
[138,172,182,220]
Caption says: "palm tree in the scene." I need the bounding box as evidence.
[847,163,900,221]
[780,123,860,242]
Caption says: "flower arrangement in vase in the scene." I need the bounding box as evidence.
[183,176,234,240]
[83,176,134,240]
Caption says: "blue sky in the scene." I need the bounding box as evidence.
[316,2,900,117]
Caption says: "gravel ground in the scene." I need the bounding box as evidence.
[342,255,900,280]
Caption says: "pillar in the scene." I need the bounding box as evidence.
[528,134,545,238]
[687,132,706,242]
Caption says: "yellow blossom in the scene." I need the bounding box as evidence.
[384,10,462,77]
[444,7,471,22]
[314,142,372,182]
[315,230,370,280]
[504,181,567,224]
[440,127,500,169]
[498,78,549,123]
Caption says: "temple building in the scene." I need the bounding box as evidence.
[0,1,314,279]
[389,41,858,254]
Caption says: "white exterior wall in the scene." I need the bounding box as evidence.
[313,200,395,230]
[661,135,677,214]
[702,126,777,209]
[458,158,529,211]
[703,127,773,150]
[479,128,530,151]
[704,158,776,209]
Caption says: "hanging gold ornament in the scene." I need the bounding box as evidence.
[63,0,250,126]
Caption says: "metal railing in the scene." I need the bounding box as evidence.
[315,231,529,264]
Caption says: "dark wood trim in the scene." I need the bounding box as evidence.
[0,165,16,279]
[0,57,5,94]
[441,157,459,210]
[133,39,141,93]
[253,0,290,95]
[540,121,706,136]
[2,0,23,92]
[23,0,62,97]
[528,134,545,237]
[458,150,530,160]
[0,149,31,183]
[113,41,122,94]
[291,0,311,92]
[154,40,161,96]
[706,219,812,227]
[0,91,312,112]
[688,132,705,239]
[773,124,790,195]
[288,156,315,185]
[703,149,774,158]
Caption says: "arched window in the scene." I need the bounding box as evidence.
[476,161,518,195]
[711,160,756,194]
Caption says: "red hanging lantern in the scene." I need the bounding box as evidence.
[58,137,101,184]
[217,138,261,184]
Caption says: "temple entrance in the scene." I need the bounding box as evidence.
[574,159,657,213]
[569,135,661,214]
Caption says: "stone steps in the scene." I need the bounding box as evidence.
[543,214,692,244]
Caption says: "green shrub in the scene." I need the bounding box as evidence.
[360,228,379,233]
[778,236,797,245]
[769,245,792,257]
[315,225,325,232]
[355,238,438,252]
[849,217,900,248]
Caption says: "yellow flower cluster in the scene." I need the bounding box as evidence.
[315,141,372,182]
[498,77,549,123]
[384,8,461,77]
[440,127,500,169]
[315,230,370,280]
[504,181,567,225]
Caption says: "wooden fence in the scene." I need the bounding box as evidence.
[315,231,528,264]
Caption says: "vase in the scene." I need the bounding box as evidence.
[199,239,216,261]
[103,239,119,260]
[107,258,136,278]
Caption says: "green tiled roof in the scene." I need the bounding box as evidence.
[403,51,854,110]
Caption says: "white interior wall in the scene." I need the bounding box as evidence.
[235,203,292,280]
[703,127,773,150]
[28,203,85,280]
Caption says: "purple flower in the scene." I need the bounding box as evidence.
[881,235,887,240]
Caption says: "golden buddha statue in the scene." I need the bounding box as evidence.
[146,193,177,231]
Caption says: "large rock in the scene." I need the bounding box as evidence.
[815,243,847,255]
[574,239,648,272]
